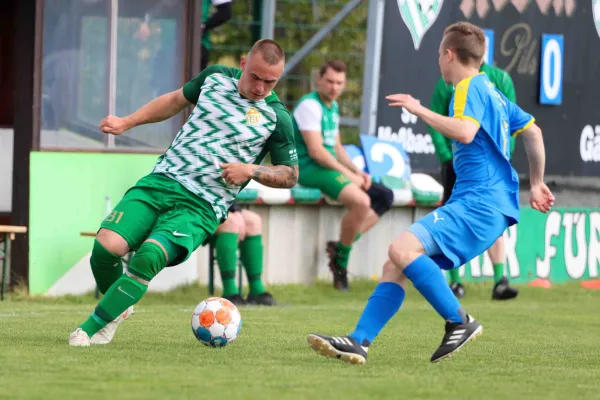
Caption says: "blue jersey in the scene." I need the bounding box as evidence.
[448,73,534,224]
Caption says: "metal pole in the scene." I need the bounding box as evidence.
[359,0,385,136]
[261,0,276,39]
[107,0,119,148]
[281,0,364,79]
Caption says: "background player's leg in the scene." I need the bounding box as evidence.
[440,161,464,296]
[239,210,265,297]
[488,235,519,300]
[358,210,379,237]
[489,235,505,284]
[335,184,370,269]
[214,212,244,302]
[361,182,394,236]
[240,210,277,305]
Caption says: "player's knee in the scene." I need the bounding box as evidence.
[388,243,410,270]
[351,190,371,213]
[388,233,424,270]
[241,210,262,235]
[96,228,130,257]
[381,260,408,288]
[127,241,168,282]
[91,239,121,268]
[217,212,243,235]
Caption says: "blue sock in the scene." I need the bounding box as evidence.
[403,255,463,323]
[348,282,405,345]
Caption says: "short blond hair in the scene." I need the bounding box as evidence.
[442,22,485,67]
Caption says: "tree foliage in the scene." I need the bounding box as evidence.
[210,0,368,144]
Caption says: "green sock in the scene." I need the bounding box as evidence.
[493,263,505,284]
[354,233,362,243]
[79,274,147,337]
[90,239,123,294]
[215,233,239,297]
[240,235,265,296]
[336,242,352,269]
[449,268,462,284]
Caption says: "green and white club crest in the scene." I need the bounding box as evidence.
[396,0,444,50]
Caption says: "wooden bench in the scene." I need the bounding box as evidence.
[0,225,28,301]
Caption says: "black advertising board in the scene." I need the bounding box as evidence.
[376,0,600,176]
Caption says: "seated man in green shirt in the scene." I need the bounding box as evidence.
[292,60,394,292]
[427,61,519,301]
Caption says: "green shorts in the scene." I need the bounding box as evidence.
[100,173,219,266]
[298,162,351,200]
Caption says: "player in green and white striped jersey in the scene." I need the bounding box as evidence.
[69,39,298,347]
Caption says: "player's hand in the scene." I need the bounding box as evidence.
[529,183,555,213]
[359,172,372,191]
[385,94,422,115]
[221,163,253,186]
[99,115,131,135]
[348,172,364,188]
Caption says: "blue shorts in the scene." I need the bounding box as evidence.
[408,199,510,270]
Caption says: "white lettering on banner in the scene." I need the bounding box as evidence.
[579,125,600,162]
[588,212,600,278]
[562,213,587,279]
[377,126,435,154]
[537,211,600,280]
[377,101,435,155]
[537,210,561,279]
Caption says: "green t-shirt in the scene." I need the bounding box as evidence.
[427,63,518,163]
[291,91,340,165]
[152,65,297,221]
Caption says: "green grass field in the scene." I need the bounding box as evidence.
[1,281,599,400]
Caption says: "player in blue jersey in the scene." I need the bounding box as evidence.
[306,22,555,364]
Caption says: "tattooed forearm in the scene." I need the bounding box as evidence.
[251,165,298,188]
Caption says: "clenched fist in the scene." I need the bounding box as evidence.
[99,115,131,135]
[221,163,253,186]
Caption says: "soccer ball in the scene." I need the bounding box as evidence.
[191,297,242,347]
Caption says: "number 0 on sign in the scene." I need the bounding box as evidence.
[539,34,564,105]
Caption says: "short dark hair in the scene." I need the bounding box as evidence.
[442,22,485,67]
[248,39,285,65]
[319,60,347,76]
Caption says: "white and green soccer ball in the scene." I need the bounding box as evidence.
[191,297,242,347]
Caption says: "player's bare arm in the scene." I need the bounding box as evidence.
[99,89,191,135]
[220,163,298,189]
[334,136,371,190]
[520,123,555,213]
[302,130,362,187]
[386,93,479,144]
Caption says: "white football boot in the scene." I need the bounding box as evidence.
[90,306,134,345]
[68,328,91,347]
